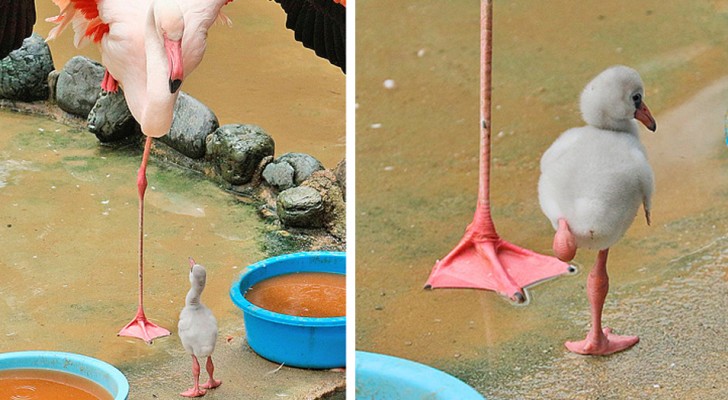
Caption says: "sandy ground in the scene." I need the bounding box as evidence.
[0,112,345,399]
[356,1,728,398]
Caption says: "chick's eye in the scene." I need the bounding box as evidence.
[632,93,642,103]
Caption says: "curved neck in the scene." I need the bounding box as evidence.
[141,7,177,136]
[185,285,202,307]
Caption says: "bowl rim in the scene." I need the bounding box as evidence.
[0,350,130,400]
[229,251,346,327]
[355,351,485,400]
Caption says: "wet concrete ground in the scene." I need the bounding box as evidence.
[356,1,728,398]
[0,111,345,399]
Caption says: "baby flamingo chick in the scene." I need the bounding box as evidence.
[538,65,656,355]
[178,258,221,397]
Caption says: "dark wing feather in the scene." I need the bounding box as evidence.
[0,0,36,59]
[273,0,345,73]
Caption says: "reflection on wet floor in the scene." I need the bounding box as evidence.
[356,1,728,398]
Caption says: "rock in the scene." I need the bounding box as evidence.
[47,70,60,103]
[206,124,275,185]
[262,152,324,190]
[87,88,139,143]
[159,92,219,159]
[55,56,104,117]
[262,161,295,190]
[280,153,325,185]
[277,186,326,228]
[333,159,346,200]
[0,33,54,101]
[301,170,346,238]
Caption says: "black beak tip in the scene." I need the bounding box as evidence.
[648,123,657,132]
[170,79,182,93]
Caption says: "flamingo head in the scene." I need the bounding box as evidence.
[188,258,207,288]
[153,0,185,93]
[580,65,656,133]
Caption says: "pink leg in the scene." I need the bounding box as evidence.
[200,356,222,389]
[565,249,639,355]
[101,69,119,93]
[424,1,571,301]
[553,218,577,262]
[118,137,170,343]
[181,356,206,397]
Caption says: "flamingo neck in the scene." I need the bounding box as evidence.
[140,6,178,138]
[185,284,203,307]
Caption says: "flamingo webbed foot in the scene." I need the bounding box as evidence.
[180,387,206,397]
[118,312,171,344]
[565,327,639,355]
[201,378,222,390]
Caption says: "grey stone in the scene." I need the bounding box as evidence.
[278,152,325,185]
[301,170,346,238]
[159,92,219,159]
[87,88,139,143]
[333,159,346,200]
[206,124,275,185]
[277,186,326,228]
[0,33,55,101]
[56,56,104,117]
[262,161,295,191]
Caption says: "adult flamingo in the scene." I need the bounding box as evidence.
[47,0,346,343]
[0,0,36,59]
[425,0,571,302]
[47,0,228,343]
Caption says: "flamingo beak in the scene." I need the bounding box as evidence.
[634,101,657,132]
[164,36,183,93]
[188,257,195,271]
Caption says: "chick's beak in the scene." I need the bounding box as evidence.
[188,257,195,271]
[635,101,657,132]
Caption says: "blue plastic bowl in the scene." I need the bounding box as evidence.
[0,351,129,400]
[356,351,484,400]
[229,251,346,369]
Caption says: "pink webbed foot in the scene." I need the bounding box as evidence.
[201,378,222,390]
[565,327,639,355]
[180,387,206,397]
[118,309,171,344]
[553,218,576,262]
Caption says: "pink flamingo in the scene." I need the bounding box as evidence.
[425,0,572,302]
[47,0,345,344]
[0,0,36,58]
[47,0,233,343]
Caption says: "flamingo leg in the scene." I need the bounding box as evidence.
[553,218,577,262]
[118,137,170,343]
[565,249,639,355]
[181,356,206,397]
[425,0,571,302]
[101,69,119,93]
[200,356,222,390]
